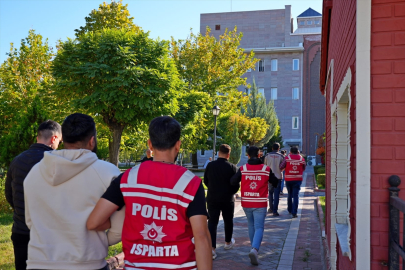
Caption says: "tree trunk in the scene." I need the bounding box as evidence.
[108,125,125,167]
[192,152,198,168]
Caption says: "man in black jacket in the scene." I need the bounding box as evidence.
[5,120,61,270]
[204,144,239,260]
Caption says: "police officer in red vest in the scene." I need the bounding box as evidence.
[87,116,212,270]
[280,146,306,218]
[230,146,277,265]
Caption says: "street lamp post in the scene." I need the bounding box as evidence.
[212,105,220,161]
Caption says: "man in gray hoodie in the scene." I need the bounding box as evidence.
[264,143,285,216]
[24,113,123,270]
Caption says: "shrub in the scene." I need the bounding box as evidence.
[313,165,324,175]
[0,175,13,214]
[317,167,325,175]
[317,174,326,189]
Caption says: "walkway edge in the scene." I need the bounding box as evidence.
[316,197,331,270]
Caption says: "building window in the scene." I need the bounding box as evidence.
[271,59,278,71]
[258,88,265,100]
[293,88,299,100]
[258,60,265,72]
[293,59,299,71]
[200,149,205,156]
[271,88,277,100]
[307,20,313,25]
[299,21,305,25]
[315,20,320,24]
[215,25,220,30]
[292,117,299,129]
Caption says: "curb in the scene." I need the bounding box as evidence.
[313,174,326,192]
[315,197,331,270]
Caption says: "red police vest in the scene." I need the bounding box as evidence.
[120,161,201,270]
[240,163,270,208]
[284,154,306,181]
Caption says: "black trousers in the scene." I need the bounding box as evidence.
[11,232,30,270]
[207,201,234,249]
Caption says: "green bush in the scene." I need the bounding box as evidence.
[0,175,13,214]
[313,165,325,175]
[317,167,325,175]
[317,174,326,189]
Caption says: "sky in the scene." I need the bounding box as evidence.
[0,0,323,63]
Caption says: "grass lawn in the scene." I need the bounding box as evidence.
[319,196,326,225]
[0,213,14,270]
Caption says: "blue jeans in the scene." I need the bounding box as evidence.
[243,207,267,250]
[285,181,302,215]
[268,180,281,213]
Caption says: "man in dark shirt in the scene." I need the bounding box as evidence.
[204,144,239,259]
[5,120,62,270]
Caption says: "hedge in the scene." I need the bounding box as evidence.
[317,174,326,189]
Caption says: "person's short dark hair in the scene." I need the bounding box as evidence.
[219,144,231,154]
[37,120,61,140]
[272,143,280,151]
[247,146,259,158]
[281,150,286,155]
[290,146,299,154]
[149,116,181,151]
[62,113,96,144]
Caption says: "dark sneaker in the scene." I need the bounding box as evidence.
[267,208,273,213]
[248,248,259,265]
[273,212,280,217]
[292,214,298,218]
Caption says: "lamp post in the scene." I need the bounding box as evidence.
[212,105,220,161]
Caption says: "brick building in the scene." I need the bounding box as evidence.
[198,6,325,165]
[320,0,405,269]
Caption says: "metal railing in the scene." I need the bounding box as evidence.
[389,175,404,269]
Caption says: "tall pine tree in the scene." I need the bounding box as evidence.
[244,78,278,147]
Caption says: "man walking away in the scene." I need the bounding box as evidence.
[204,144,238,259]
[24,113,123,270]
[141,148,153,162]
[280,146,306,218]
[279,150,287,195]
[5,120,61,270]
[264,143,285,216]
[203,157,212,169]
[87,116,212,270]
[230,146,277,265]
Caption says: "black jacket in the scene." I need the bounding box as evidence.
[203,158,239,203]
[5,143,53,235]
[230,157,278,187]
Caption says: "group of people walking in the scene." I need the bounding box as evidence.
[5,113,306,270]
[204,142,306,265]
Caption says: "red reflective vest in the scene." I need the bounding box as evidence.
[240,163,271,208]
[120,161,201,270]
[284,154,306,181]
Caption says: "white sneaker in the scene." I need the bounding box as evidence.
[224,238,235,250]
[212,250,217,260]
[248,248,259,265]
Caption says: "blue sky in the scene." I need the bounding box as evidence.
[0,0,322,63]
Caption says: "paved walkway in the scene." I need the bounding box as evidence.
[212,167,326,270]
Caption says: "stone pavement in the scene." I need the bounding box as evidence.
[212,167,326,270]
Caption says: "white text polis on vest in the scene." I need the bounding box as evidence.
[132,203,178,221]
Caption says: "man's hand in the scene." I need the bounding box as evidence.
[87,198,118,231]
[190,215,212,270]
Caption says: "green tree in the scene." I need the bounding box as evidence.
[75,0,140,37]
[229,118,242,165]
[171,27,258,162]
[52,28,181,166]
[244,78,278,147]
[265,121,284,151]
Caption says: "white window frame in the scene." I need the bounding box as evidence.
[271,59,278,71]
[258,88,265,100]
[292,116,299,129]
[271,88,277,100]
[299,20,305,25]
[293,59,299,71]
[258,60,265,72]
[292,87,299,100]
[315,20,320,24]
[200,149,205,157]
[307,20,313,25]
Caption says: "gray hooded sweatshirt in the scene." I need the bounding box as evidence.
[24,149,123,270]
